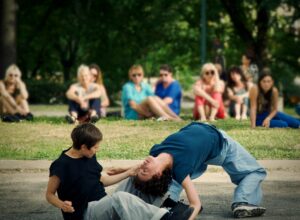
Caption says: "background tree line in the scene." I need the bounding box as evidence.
[1,0,299,104]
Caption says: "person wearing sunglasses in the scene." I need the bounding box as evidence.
[193,63,225,121]
[154,64,182,116]
[0,64,33,122]
[65,65,101,124]
[89,64,110,117]
[121,64,181,121]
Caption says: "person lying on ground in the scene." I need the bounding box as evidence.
[110,122,267,219]
[46,123,194,220]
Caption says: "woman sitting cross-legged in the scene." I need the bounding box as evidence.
[250,72,300,128]
[121,64,181,121]
[193,63,225,121]
[65,65,101,124]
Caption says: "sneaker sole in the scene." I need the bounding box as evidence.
[234,207,266,218]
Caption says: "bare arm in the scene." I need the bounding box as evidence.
[182,175,201,220]
[162,97,173,105]
[262,88,278,127]
[66,84,81,103]
[99,85,110,107]
[16,80,29,100]
[0,81,19,107]
[100,164,140,187]
[249,86,258,128]
[193,82,219,108]
[45,176,75,213]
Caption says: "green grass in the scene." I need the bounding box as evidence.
[0,116,299,160]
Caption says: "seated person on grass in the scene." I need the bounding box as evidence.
[121,64,181,121]
[0,64,33,122]
[65,65,101,124]
[154,64,182,116]
[250,72,300,128]
[46,123,194,220]
[111,122,267,219]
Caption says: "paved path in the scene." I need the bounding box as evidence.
[0,160,300,219]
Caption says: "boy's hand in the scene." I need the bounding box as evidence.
[61,201,75,213]
[126,164,141,176]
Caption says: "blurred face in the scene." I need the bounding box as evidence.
[159,70,172,83]
[137,156,161,181]
[130,68,144,85]
[202,67,215,82]
[79,69,91,86]
[7,71,20,83]
[90,68,98,83]
[242,55,250,65]
[260,76,274,92]
[81,142,100,158]
[230,72,241,82]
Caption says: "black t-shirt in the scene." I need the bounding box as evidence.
[49,148,107,220]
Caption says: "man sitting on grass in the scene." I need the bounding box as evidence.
[45,123,193,220]
[112,122,267,219]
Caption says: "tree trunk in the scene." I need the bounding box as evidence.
[0,0,17,79]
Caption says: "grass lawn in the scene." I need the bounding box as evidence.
[0,115,299,160]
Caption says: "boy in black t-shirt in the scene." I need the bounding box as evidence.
[46,123,193,220]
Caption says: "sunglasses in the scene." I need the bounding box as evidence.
[9,73,19,77]
[132,73,142,78]
[205,70,215,76]
[159,73,169,77]
[91,73,98,77]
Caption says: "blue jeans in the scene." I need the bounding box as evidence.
[168,130,267,206]
[256,111,300,128]
[68,99,101,117]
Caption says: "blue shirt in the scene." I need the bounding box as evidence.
[122,81,154,120]
[155,80,182,115]
[150,122,224,184]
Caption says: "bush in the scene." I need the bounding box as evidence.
[25,80,69,104]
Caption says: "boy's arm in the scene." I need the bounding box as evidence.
[182,175,201,220]
[101,164,140,187]
[45,176,75,213]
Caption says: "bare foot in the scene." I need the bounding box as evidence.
[241,114,248,120]
[235,115,241,120]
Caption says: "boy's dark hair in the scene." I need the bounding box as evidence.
[71,123,102,149]
[133,169,172,197]
[160,64,173,73]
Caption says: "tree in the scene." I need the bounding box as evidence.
[0,0,17,79]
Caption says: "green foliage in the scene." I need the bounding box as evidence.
[15,0,300,101]
[25,80,68,104]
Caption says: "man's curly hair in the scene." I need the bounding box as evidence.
[133,169,172,197]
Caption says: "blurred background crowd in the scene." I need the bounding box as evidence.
[0,0,299,128]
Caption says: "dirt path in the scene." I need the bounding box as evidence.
[0,160,299,220]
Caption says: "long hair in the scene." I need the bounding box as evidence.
[227,66,248,90]
[257,73,274,113]
[89,64,103,85]
[5,64,22,81]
